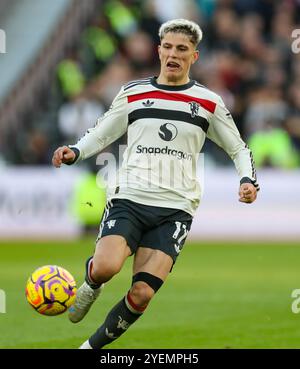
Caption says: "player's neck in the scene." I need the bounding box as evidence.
[156,74,190,86]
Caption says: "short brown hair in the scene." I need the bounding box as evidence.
[159,19,203,47]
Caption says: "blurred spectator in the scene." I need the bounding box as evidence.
[122,30,157,75]
[233,0,275,34]
[239,15,266,59]
[243,86,288,137]
[286,81,300,153]
[87,57,134,107]
[25,130,51,165]
[286,116,300,153]
[56,58,85,100]
[58,99,105,144]
[195,0,217,21]
[210,7,240,51]
[248,128,299,169]
[138,0,162,44]
[104,0,137,37]
[80,25,117,78]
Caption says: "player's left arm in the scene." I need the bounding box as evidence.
[207,97,260,204]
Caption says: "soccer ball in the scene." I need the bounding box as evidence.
[26,265,77,316]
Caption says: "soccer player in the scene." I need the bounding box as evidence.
[52,19,259,349]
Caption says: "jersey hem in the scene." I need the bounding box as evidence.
[108,193,196,217]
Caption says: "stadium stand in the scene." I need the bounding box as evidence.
[0,0,103,163]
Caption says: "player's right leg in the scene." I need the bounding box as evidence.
[68,235,131,323]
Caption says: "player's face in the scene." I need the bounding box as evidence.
[158,32,199,85]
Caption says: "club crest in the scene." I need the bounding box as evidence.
[189,102,200,118]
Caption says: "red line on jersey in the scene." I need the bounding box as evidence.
[127,90,216,113]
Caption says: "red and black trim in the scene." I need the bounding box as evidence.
[128,108,209,133]
[128,90,216,114]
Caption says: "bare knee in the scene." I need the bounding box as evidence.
[91,236,131,284]
[129,281,155,308]
[91,259,122,283]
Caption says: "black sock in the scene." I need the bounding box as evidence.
[89,294,144,348]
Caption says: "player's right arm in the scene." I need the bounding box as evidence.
[52,146,77,167]
[52,87,128,167]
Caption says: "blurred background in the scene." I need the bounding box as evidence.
[0,0,299,239]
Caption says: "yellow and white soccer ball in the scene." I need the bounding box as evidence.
[26,265,77,316]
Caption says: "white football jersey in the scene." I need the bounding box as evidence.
[72,77,259,215]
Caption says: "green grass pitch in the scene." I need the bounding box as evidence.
[0,238,300,348]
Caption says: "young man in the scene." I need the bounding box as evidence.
[52,19,259,349]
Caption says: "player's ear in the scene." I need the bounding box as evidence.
[158,45,162,60]
[192,50,199,64]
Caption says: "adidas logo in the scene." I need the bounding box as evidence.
[105,328,117,339]
[142,100,154,107]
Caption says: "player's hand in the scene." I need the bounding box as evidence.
[52,146,76,168]
[238,183,257,204]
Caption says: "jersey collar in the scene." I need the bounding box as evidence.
[151,76,195,91]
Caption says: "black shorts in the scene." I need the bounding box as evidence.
[96,199,193,262]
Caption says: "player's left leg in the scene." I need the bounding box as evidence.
[83,247,173,349]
